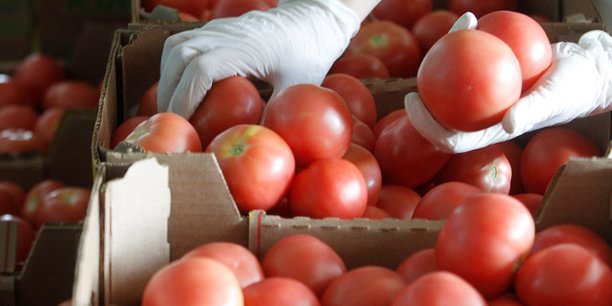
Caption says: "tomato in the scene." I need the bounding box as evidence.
[433,143,512,194]
[122,112,202,153]
[374,184,420,220]
[488,294,524,306]
[510,193,542,217]
[372,109,404,139]
[436,193,535,298]
[347,20,421,78]
[328,53,390,79]
[371,0,432,30]
[289,158,367,219]
[206,124,294,212]
[190,76,263,149]
[0,214,35,264]
[515,243,612,306]
[137,81,159,116]
[22,179,64,228]
[321,266,405,306]
[243,277,320,306]
[142,0,193,14]
[412,181,482,220]
[529,224,612,267]
[111,116,150,149]
[0,181,26,213]
[182,241,264,288]
[0,81,27,107]
[0,188,19,215]
[342,143,382,206]
[448,0,518,18]
[12,53,65,107]
[390,271,487,306]
[210,0,272,19]
[34,107,65,145]
[142,257,243,306]
[0,128,46,154]
[411,10,459,54]
[478,10,552,91]
[374,111,451,189]
[361,205,391,219]
[261,234,346,297]
[396,248,438,283]
[322,73,377,129]
[0,104,39,131]
[39,187,90,224]
[42,80,100,110]
[350,117,376,152]
[520,127,601,195]
[417,29,522,131]
[496,140,524,194]
[262,84,352,167]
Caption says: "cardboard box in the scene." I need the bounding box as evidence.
[0,1,34,63]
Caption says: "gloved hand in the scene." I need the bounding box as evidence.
[405,14,611,153]
[157,0,361,118]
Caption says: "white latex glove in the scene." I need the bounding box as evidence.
[157,0,361,118]
[405,14,612,153]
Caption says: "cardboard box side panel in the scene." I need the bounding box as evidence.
[0,155,45,190]
[0,0,33,61]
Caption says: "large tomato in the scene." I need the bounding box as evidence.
[34,107,65,145]
[433,143,512,194]
[209,0,272,19]
[142,257,243,306]
[510,193,543,218]
[182,241,264,288]
[0,104,39,131]
[206,124,294,212]
[288,158,367,219]
[412,181,482,220]
[350,116,376,152]
[395,248,438,284]
[110,116,150,149]
[342,143,382,206]
[371,0,432,30]
[496,140,524,194]
[347,20,421,78]
[261,234,346,297]
[38,187,90,224]
[42,80,100,110]
[478,10,552,91]
[328,53,390,79]
[321,73,377,129]
[243,277,320,306]
[515,244,612,306]
[22,179,64,228]
[436,193,535,299]
[417,29,522,131]
[262,84,352,167]
[448,0,518,18]
[374,184,420,220]
[0,181,26,214]
[390,271,487,306]
[11,53,65,106]
[189,76,263,149]
[374,111,451,189]
[411,10,460,54]
[321,266,405,306]
[520,127,601,195]
[122,112,202,153]
[0,81,27,107]
[137,81,159,116]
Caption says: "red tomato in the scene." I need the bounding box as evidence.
[436,193,535,298]
[182,242,263,288]
[322,73,377,129]
[520,127,601,195]
[206,124,294,212]
[371,0,433,30]
[190,76,263,149]
[262,84,352,167]
[0,189,19,215]
[350,116,376,152]
[210,0,271,19]
[361,205,391,219]
[111,116,150,149]
[0,128,46,154]
[137,81,159,116]
[34,107,65,145]
[321,266,405,306]
[510,193,542,217]
[0,214,35,264]
[529,224,612,267]
[478,10,552,91]
[488,294,524,306]
[347,20,421,78]
[390,271,487,306]
[12,53,65,106]
[0,81,27,107]
[261,234,346,298]
[243,277,320,306]
[42,80,100,110]
[372,109,405,139]
[142,0,193,14]
[396,248,438,283]
[0,181,26,213]
[288,158,368,219]
[496,140,524,194]
[123,112,202,153]
[448,0,518,18]
[417,29,522,131]
[142,257,243,306]
[515,244,612,306]
[412,181,482,220]
[22,179,64,228]
[342,143,382,206]
[411,10,460,54]
[433,144,512,194]
[375,184,420,220]
[0,104,39,131]
[39,187,90,224]
[374,112,451,189]
[328,53,390,79]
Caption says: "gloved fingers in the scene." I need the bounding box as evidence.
[578,30,612,49]
[157,44,205,113]
[449,12,477,33]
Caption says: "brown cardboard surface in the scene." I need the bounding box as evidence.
[0,1,33,62]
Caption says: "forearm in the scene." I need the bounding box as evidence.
[338,0,381,20]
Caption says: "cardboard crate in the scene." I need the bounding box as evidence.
[0,1,34,63]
